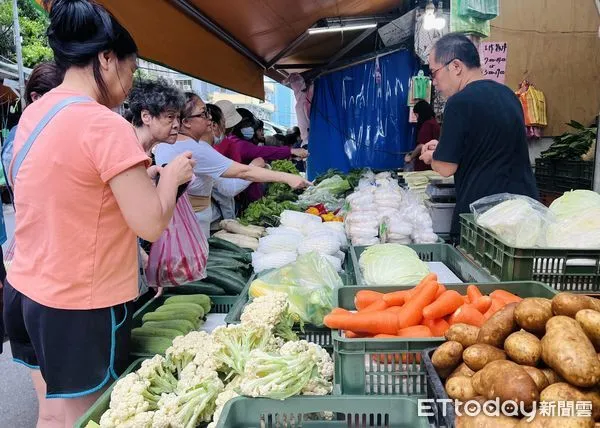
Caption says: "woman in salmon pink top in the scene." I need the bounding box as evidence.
[3,0,194,425]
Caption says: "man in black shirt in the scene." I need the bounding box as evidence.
[420,33,537,240]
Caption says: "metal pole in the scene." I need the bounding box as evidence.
[594,114,600,192]
[12,0,26,110]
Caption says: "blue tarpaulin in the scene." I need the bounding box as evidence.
[307,49,417,180]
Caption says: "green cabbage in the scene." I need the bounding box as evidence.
[549,190,600,220]
[476,199,544,247]
[358,244,429,286]
[547,207,600,248]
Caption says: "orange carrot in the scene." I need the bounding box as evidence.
[473,296,493,314]
[490,290,522,304]
[422,317,450,337]
[434,283,447,299]
[483,298,505,319]
[382,290,409,306]
[355,290,384,311]
[345,330,368,338]
[323,311,400,335]
[422,290,465,319]
[385,306,405,313]
[390,273,439,304]
[466,285,483,303]
[330,308,351,316]
[397,325,433,337]
[462,295,471,304]
[396,282,439,329]
[449,304,485,327]
[374,334,400,338]
[361,299,388,313]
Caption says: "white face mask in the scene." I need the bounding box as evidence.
[213,133,224,145]
[241,127,254,140]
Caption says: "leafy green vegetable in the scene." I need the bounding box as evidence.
[541,121,597,160]
[270,160,299,175]
[266,160,300,202]
[240,197,300,227]
[359,244,430,286]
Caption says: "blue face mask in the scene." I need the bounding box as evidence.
[241,127,254,140]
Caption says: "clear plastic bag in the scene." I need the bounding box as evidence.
[251,251,298,273]
[471,193,552,247]
[257,233,300,254]
[248,252,342,326]
[146,194,209,287]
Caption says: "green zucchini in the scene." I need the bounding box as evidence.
[208,249,252,263]
[131,336,171,355]
[175,282,225,295]
[208,237,246,253]
[156,303,205,318]
[164,295,211,313]
[205,269,246,294]
[131,327,182,340]
[142,320,196,334]
[206,258,250,270]
[142,310,202,326]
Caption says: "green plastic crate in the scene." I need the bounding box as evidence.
[332,282,557,396]
[459,213,600,292]
[131,293,237,357]
[215,396,429,427]
[74,359,145,428]
[224,276,333,350]
[351,243,497,285]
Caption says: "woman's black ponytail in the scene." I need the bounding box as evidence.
[42,0,137,103]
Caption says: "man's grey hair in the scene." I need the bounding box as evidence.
[433,33,481,69]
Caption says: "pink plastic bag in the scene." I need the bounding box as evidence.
[146,193,208,287]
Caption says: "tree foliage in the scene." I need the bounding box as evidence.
[0,0,52,68]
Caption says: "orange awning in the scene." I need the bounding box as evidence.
[36,0,405,99]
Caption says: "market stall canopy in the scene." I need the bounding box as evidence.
[36,0,410,99]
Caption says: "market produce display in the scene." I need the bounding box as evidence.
[429,291,600,426]
[344,170,438,245]
[172,238,253,296]
[133,294,211,355]
[251,210,347,273]
[472,190,600,249]
[540,120,597,160]
[358,244,430,286]
[324,274,521,337]
[249,252,343,326]
[297,174,351,211]
[97,294,333,428]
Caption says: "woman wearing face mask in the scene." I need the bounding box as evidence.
[3,1,194,426]
[155,93,310,238]
[213,100,309,204]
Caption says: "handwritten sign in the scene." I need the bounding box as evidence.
[479,42,507,83]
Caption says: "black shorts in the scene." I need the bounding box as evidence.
[2,281,133,398]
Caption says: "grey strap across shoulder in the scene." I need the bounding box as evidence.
[11,95,92,183]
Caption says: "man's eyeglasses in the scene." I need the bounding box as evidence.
[185,109,211,120]
[430,58,456,79]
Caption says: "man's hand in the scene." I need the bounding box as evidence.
[419,139,439,165]
[404,154,413,163]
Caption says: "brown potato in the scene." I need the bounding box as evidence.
[432,341,464,371]
[542,316,600,387]
[577,309,600,350]
[448,363,476,381]
[477,302,518,347]
[515,297,553,334]
[541,368,563,385]
[446,323,480,347]
[517,414,594,427]
[504,331,542,366]
[541,383,600,421]
[552,293,600,318]
[472,360,539,408]
[463,344,506,371]
[456,413,520,428]
[445,376,477,401]
[521,366,549,392]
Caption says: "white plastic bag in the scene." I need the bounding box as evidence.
[297,236,340,256]
[252,251,298,273]
[257,233,301,254]
[471,193,552,247]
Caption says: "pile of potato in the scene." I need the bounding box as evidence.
[431,292,600,427]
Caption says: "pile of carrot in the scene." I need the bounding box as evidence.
[323,273,522,338]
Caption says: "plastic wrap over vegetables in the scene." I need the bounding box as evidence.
[297,175,351,211]
[471,193,551,247]
[358,243,430,285]
[248,252,342,326]
[280,210,322,234]
[251,251,298,273]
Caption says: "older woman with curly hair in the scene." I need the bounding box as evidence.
[127,77,186,154]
